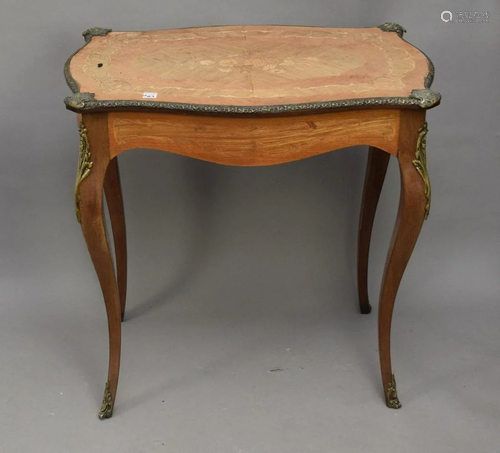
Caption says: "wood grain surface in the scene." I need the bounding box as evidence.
[75,105,430,416]
[378,109,427,407]
[109,109,401,163]
[78,113,121,418]
[357,146,391,314]
[104,158,127,321]
[69,25,431,106]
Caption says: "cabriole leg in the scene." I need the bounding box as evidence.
[378,111,430,408]
[75,114,121,419]
[357,146,390,314]
[104,157,127,321]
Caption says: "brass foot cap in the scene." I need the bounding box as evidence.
[385,373,402,409]
[98,409,113,420]
[97,381,114,420]
[386,396,402,409]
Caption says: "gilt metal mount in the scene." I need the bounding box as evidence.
[74,123,93,223]
[409,90,440,109]
[83,27,112,43]
[98,381,113,420]
[385,373,402,409]
[412,122,431,219]
[377,23,406,38]
[65,92,96,110]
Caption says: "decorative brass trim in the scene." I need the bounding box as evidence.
[377,22,406,38]
[83,27,112,43]
[65,90,441,114]
[412,122,431,219]
[66,92,96,110]
[74,123,93,223]
[98,381,113,420]
[385,373,402,409]
[64,28,112,93]
[64,25,440,114]
[409,89,440,109]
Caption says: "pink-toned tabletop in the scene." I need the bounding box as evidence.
[66,25,434,109]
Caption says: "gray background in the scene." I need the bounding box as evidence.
[1,1,499,452]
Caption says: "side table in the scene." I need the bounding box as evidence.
[64,24,440,419]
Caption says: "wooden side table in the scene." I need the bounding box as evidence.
[64,24,440,419]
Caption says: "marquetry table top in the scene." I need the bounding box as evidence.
[65,25,440,114]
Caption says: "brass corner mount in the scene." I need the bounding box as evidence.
[83,27,112,43]
[377,23,406,38]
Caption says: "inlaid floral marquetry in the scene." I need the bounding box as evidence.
[65,25,438,112]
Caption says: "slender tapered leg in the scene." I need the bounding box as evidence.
[104,158,127,321]
[76,114,121,419]
[378,110,430,408]
[357,146,390,314]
